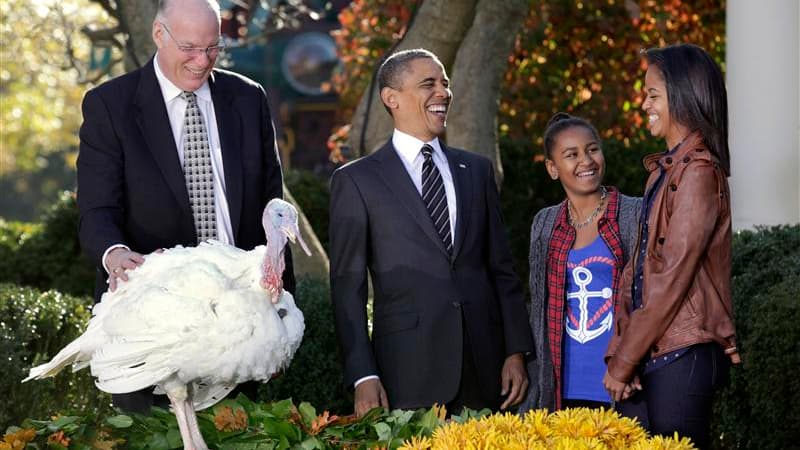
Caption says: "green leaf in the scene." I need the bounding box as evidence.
[166,427,183,448]
[389,409,414,427]
[297,402,317,426]
[417,408,439,432]
[235,393,257,411]
[47,415,80,431]
[299,437,324,449]
[146,432,172,450]
[262,418,302,443]
[373,422,392,442]
[268,399,295,419]
[106,414,134,428]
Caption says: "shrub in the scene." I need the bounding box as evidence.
[285,169,331,252]
[0,191,95,298]
[711,225,800,450]
[258,276,351,414]
[0,283,110,429]
[5,404,692,449]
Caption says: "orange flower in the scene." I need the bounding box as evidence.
[47,430,70,447]
[2,428,36,450]
[213,406,248,432]
[309,411,339,436]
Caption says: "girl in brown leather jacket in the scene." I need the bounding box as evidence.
[603,44,740,449]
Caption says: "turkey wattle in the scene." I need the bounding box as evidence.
[24,198,311,450]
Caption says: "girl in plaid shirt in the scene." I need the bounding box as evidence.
[519,113,641,412]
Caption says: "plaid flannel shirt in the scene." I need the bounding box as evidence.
[545,187,625,408]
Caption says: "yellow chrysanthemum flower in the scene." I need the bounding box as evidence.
[400,408,695,450]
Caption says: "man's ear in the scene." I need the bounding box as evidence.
[545,159,558,180]
[380,87,399,111]
[152,21,165,49]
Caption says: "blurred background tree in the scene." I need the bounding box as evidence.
[0,0,117,220]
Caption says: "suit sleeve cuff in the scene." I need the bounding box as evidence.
[354,375,379,389]
[102,244,129,274]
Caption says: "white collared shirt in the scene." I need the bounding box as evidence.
[153,54,234,245]
[102,55,234,273]
[392,129,457,241]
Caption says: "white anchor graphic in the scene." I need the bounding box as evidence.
[565,266,613,344]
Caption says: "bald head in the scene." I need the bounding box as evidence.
[156,0,220,23]
[152,0,222,92]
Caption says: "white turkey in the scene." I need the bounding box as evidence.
[24,198,311,450]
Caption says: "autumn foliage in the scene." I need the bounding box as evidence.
[329,0,725,155]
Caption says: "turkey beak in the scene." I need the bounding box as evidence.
[283,224,312,256]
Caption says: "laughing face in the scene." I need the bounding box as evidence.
[545,125,605,197]
[642,66,690,149]
[382,57,451,141]
[153,1,220,92]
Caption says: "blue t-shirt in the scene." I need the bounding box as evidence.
[562,235,614,402]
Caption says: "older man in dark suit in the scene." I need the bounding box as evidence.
[76,0,293,412]
[329,49,533,417]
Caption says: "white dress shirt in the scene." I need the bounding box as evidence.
[391,129,458,240]
[102,54,234,272]
[353,129,458,389]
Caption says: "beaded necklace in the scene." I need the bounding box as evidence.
[567,186,608,229]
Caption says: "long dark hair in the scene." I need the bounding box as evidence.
[645,44,730,176]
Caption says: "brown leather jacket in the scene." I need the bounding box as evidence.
[606,132,739,383]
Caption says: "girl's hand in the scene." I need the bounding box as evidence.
[603,370,628,402]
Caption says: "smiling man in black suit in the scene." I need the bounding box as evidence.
[329,49,533,417]
[76,0,294,412]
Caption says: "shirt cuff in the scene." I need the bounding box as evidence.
[354,375,379,389]
[102,244,130,274]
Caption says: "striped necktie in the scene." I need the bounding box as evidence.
[421,144,453,254]
[181,91,217,243]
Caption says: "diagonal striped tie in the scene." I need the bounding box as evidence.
[181,91,217,243]
[421,144,453,254]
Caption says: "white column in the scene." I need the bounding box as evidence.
[727,0,800,229]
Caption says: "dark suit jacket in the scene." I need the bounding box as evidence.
[329,140,533,410]
[77,58,294,302]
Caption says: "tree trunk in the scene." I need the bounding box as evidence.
[117,1,158,70]
[347,0,478,156]
[283,188,330,281]
[447,0,529,185]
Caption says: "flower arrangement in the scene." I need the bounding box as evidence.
[2,399,693,449]
[401,408,695,450]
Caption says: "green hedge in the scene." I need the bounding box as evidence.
[285,169,331,253]
[0,191,95,298]
[258,276,351,414]
[711,225,800,450]
[0,283,110,429]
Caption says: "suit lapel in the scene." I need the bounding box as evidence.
[133,60,192,217]
[443,144,471,259]
[209,72,243,243]
[373,142,450,258]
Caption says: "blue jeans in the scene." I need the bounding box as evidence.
[617,343,729,450]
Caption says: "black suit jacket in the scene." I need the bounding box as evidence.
[329,140,533,409]
[77,58,294,301]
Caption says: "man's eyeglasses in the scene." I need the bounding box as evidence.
[159,22,225,58]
